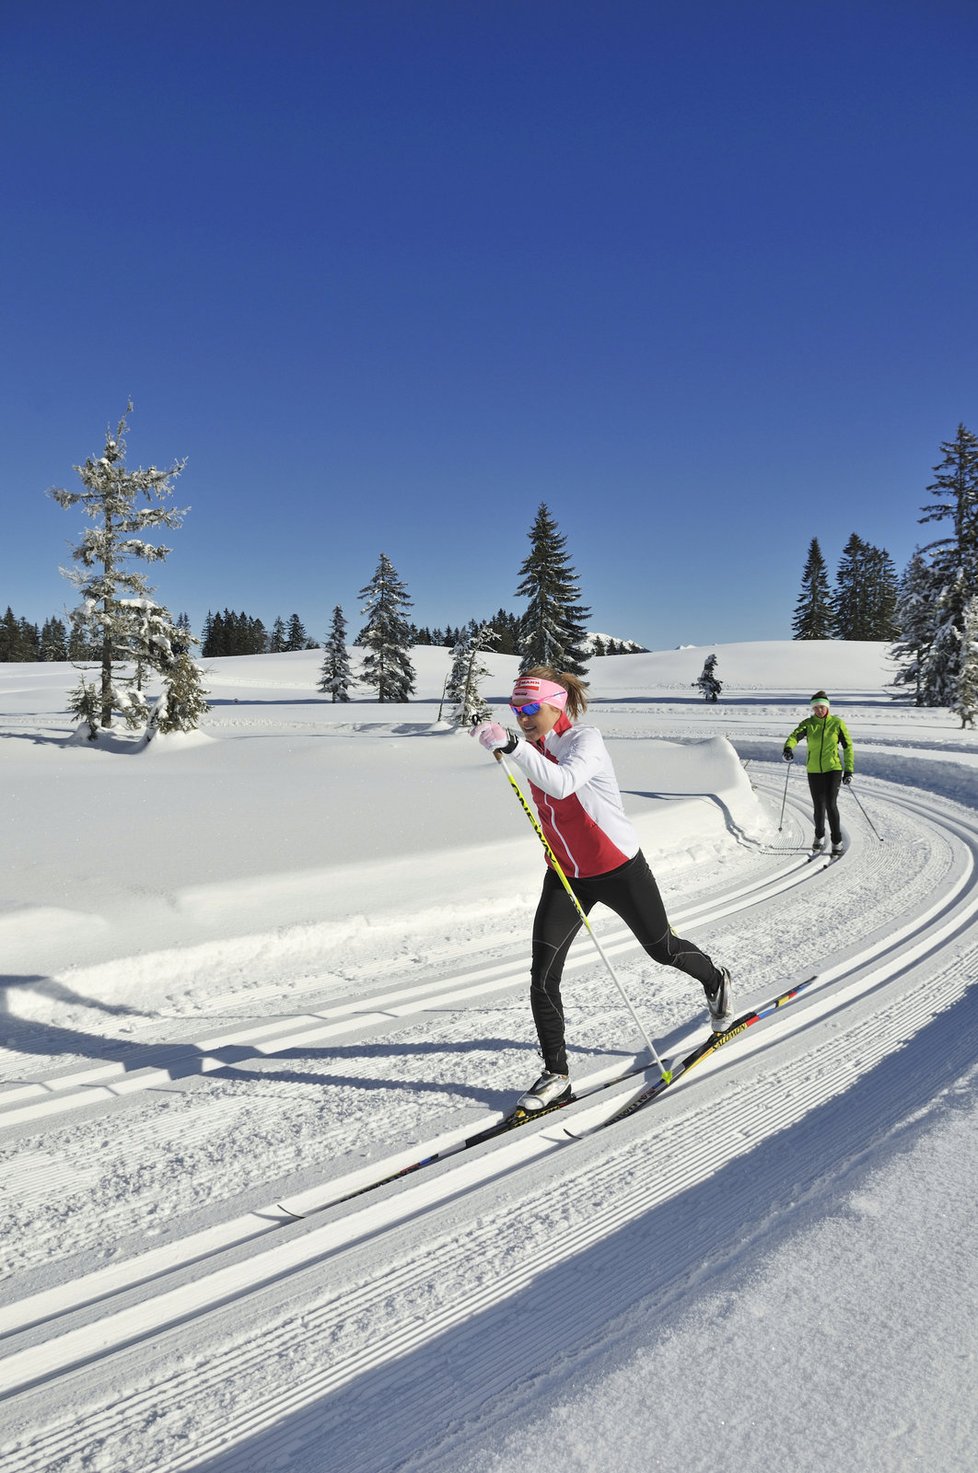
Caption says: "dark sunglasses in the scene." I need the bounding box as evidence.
[510,701,542,716]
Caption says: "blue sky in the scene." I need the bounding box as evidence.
[2,1,976,651]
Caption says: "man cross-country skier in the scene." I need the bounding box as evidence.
[472,666,734,1112]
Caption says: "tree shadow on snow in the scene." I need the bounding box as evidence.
[0,981,550,1111]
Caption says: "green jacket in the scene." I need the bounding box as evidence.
[784,713,854,774]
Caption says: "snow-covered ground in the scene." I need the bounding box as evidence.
[2,640,977,1472]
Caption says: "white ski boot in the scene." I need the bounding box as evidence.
[516,1070,571,1112]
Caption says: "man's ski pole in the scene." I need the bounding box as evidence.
[846,781,884,842]
[778,758,791,831]
[494,751,671,1082]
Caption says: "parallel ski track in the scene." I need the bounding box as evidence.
[1,781,977,1473]
[0,817,821,1135]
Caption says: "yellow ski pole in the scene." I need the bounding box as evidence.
[495,751,670,1083]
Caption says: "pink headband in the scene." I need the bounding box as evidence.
[510,676,568,710]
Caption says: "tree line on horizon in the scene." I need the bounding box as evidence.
[19,408,978,736]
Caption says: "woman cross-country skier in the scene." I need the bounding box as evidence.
[472,666,733,1112]
[782,690,854,857]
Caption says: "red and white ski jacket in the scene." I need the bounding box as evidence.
[508,714,638,879]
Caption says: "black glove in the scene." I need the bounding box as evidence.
[842,771,852,785]
[782,748,793,761]
[502,729,519,754]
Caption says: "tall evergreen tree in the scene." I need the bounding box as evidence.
[49,405,189,729]
[285,613,308,651]
[792,537,833,639]
[515,503,590,675]
[920,567,969,707]
[832,533,899,640]
[356,553,416,702]
[1,607,23,661]
[890,550,940,705]
[318,605,354,701]
[864,544,900,640]
[915,423,978,698]
[955,594,978,728]
[40,617,68,661]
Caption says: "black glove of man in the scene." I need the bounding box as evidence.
[782,748,793,761]
[842,771,852,785]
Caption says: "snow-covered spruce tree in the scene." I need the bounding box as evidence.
[955,594,978,728]
[693,652,722,701]
[356,553,416,702]
[445,621,496,726]
[515,503,590,676]
[914,423,978,699]
[48,405,189,731]
[318,604,354,702]
[792,537,833,639]
[890,550,940,705]
[920,567,970,707]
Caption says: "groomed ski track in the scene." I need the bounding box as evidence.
[2,770,977,1472]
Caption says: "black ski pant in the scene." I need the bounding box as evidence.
[807,770,843,845]
[529,851,721,1076]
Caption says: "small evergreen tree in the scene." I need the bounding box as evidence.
[515,503,590,675]
[66,674,100,740]
[445,621,496,726]
[792,537,833,639]
[356,553,416,702]
[48,405,188,729]
[693,652,722,701]
[149,650,210,735]
[319,605,354,701]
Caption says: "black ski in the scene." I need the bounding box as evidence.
[276,1054,656,1218]
[278,972,820,1220]
[579,972,820,1131]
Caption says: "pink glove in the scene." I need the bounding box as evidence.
[471,722,514,753]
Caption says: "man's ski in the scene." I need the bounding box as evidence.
[583,972,820,1130]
